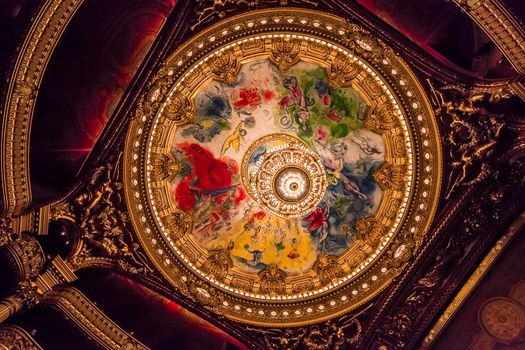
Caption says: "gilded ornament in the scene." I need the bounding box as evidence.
[2,0,84,217]
[364,103,398,132]
[161,211,191,240]
[373,162,407,191]
[161,94,196,125]
[209,49,241,84]
[328,52,359,89]
[428,80,506,198]
[149,153,180,182]
[270,37,301,72]
[356,217,386,244]
[201,246,234,282]
[0,325,42,350]
[259,264,287,295]
[315,254,343,286]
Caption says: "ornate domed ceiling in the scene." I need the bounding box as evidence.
[1,0,525,349]
[124,8,441,326]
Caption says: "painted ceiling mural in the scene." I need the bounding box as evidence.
[170,59,385,275]
[125,8,442,326]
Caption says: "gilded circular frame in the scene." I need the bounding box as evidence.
[124,8,441,326]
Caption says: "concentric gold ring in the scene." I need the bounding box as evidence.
[241,133,327,219]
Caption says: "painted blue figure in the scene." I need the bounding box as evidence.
[236,244,267,270]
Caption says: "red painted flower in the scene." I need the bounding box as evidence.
[314,126,330,142]
[174,143,241,210]
[322,94,330,105]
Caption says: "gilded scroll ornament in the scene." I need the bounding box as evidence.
[315,254,344,286]
[328,53,359,89]
[160,212,191,240]
[355,217,386,244]
[201,246,234,282]
[373,162,407,191]
[259,264,287,295]
[209,49,241,85]
[161,94,196,125]
[270,37,301,72]
[364,103,398,133]
[149,153,180,182]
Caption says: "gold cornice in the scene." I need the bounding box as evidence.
[1,0,84,216]
[421,211,525,349]
[452,0,525,99]
[42,287,150,350]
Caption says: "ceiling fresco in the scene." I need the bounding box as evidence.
[170,59,384,275]
[124,8,441,326]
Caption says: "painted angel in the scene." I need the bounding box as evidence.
[313,140,368,201]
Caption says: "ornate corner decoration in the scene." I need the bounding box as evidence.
[367,159,525,349]
[1,0,85,216]
[49,160,152,275]
[427,80,509,199]
[0,324,43,350]
[42,287,150,350]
